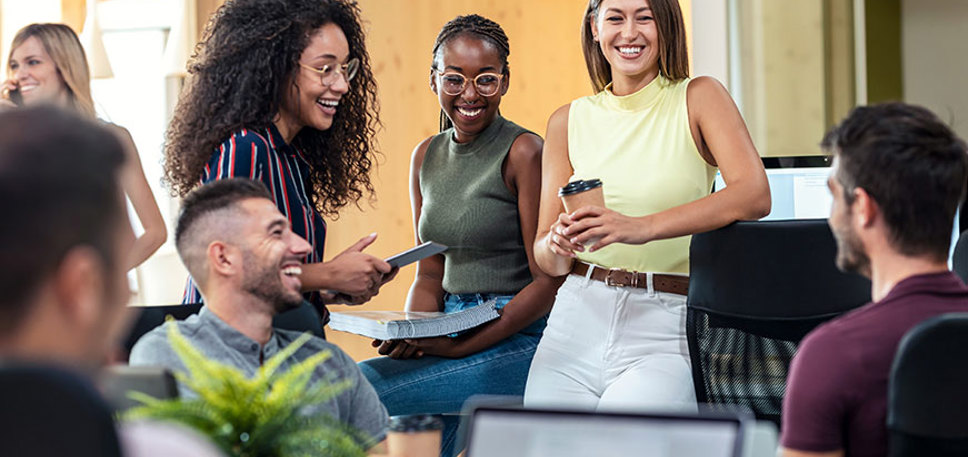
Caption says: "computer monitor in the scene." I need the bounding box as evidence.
[713,155,961,261]
[713,155,832,221]
[464,406,745,457]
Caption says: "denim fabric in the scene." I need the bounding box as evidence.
[358,293,545,457]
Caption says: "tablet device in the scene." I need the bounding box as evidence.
[385,241,447,268]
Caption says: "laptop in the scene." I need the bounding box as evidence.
[713,155,833,221]
[463,405,746,457]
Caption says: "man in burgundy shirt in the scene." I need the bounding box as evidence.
[780,103,968,457]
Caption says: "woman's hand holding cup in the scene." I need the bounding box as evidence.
[557,178,606,249]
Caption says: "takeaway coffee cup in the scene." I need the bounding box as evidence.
[387,415,443,457]
[559,178,604,214]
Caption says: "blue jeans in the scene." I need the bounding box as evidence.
[358,293,546,457]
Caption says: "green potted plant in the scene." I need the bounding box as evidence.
[125,322,372,457]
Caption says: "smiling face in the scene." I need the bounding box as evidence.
[432,34,508,143]
[236,198,312,312]
[277,22,351,140]
[592,0,660,90]
[8,36,69,106]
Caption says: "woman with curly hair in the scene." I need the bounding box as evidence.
[163,0,393,316]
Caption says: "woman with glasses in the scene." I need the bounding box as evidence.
[163,0,393,317]
[524,0,770,411]
[358,15,562,457]
[2,23,166,271]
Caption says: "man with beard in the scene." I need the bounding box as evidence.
[780,103,968,457]
[130,178,387,446]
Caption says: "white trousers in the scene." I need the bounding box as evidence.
[524,273,697,412]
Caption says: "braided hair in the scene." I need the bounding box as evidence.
[431,14,510,132]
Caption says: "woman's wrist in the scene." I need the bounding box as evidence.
[634,214,656,244]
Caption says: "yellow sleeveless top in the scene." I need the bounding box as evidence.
[568,75,716,274]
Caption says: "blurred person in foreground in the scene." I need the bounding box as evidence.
[0,106,222,457]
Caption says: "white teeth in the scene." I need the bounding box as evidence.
[19,85,36,92]
[282,266,302,276]
[317,99,338,107]
[619,46,643,55]
[457,107,483,117]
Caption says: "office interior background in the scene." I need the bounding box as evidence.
[1,0,965,361]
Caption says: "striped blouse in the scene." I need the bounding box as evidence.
[182,124,328,311]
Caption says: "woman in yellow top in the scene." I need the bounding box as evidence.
[524,0,770,411]
[2,24,166,270]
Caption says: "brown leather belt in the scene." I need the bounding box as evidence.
[571,262,689,296]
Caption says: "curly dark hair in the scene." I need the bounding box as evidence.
[163,0,379,217]
[431,14,510,132]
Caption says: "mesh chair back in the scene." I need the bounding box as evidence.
[0,363,122,456]
[687,220,871,426]
[888,313,968,456]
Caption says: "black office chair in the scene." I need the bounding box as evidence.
[888,313,968,457]
[952,230,968,284]
[686,219,871,426]
[0,363,122,457]
[123,301,325,356]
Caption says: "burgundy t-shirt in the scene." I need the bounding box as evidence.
[781,271,968,457]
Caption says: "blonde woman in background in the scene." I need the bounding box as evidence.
[2,23,166,270]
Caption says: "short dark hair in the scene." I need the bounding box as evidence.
[175,179,273,284]
[823,102,968,260]
[175,178,273,249]
[0,106,125,333]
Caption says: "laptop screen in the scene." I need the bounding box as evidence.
[465,408,743,457]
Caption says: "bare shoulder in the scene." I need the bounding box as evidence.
[509,132,544,163]
[548,103,571,129]
[410,135,435,170]
[104,122,134,144]
[686,76,734,113]
[686,75,728,97]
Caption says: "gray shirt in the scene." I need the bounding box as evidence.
[130,307,388,444]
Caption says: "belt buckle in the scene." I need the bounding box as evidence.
[605,268,637,288]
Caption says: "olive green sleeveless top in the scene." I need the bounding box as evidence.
[418,116,534,294]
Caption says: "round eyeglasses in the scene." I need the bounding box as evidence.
[299,57,360,86]
[435,71,504,97]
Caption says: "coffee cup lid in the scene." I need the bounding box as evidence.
[559,178,602,196]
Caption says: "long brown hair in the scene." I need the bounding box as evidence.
[580,0,689,93]
[8,23,96,117]
[163,0,380,217]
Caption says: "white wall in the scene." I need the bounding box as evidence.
[902,0,968,141]
[691,0,729,84]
